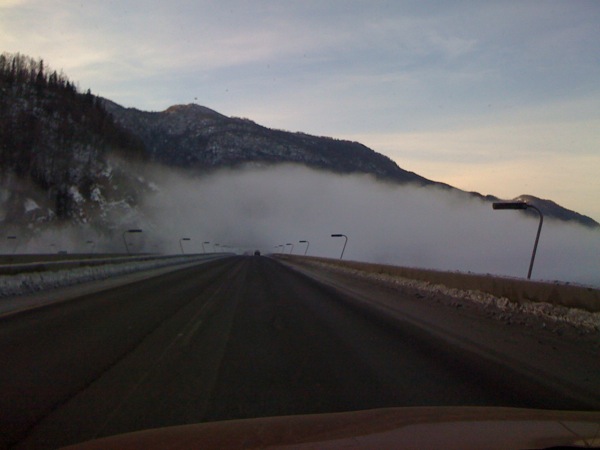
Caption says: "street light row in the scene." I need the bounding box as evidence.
[276,234,348,259]
[5,200,544,278]
[276,201,544,279]
[4,235,95,255]
[3,230,234,257]
[122,230,232,256]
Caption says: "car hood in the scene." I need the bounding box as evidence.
[62,406,600,449]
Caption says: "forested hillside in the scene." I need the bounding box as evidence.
[0,53,147,230]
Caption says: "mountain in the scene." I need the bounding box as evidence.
[0,53,150,233]
[103,100,599,229]
[101,100,435,186]
[0,52,597,235]
[512,195,599,228]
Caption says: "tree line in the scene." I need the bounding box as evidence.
[0,52,146,220]
[0,52,77,95]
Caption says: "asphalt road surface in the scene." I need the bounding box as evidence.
[1,256,598,449]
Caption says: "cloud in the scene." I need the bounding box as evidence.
[0,0,28,8]
[140,165,600,288]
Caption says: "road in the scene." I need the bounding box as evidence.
[1,255,598,449]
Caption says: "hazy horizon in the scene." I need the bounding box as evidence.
[10,164,599,288]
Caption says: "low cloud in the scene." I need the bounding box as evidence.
[142,164,600,288]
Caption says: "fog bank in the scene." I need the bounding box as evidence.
[143,165,599,288]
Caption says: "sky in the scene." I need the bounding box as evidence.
[1,0,599,221]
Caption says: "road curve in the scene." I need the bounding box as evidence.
[1,255,597,449]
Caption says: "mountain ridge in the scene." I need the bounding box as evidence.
[0,52,597,233]
[101,98,436,186]
[103,99,599,229]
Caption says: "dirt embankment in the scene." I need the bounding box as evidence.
[278,255,600,335]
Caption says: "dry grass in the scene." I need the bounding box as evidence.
[278,255,600,313]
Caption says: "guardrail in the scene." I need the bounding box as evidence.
[0,254,230,276]
[0,253,235,304]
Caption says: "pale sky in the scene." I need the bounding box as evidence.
[2,0,599,221]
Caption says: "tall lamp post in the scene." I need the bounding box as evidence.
[286,243,294,254]
[86,240,95,254]
[7,236,17,255]
[180,237,191,255]
[202,241,210,254]
[299,240,310,256]
[122,229,142,255]
[331,234,348,259]
[492,201,544,280]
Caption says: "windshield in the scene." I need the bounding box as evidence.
[0,2,599,449]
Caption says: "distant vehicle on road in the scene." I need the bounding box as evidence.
[254,250,261,256]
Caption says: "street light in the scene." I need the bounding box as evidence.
[331,234,348,259]
[299,240,310,256]
[179,237,191,255]
[7,236,17,254]
[122,229,142,255]
[86,240,95,254]
[202,241,210,253]
[492,201,544,280]
[286,243,294,254]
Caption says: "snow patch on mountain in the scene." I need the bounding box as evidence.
[24,198,39,213]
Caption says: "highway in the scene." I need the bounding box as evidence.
[1,255,598,449]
